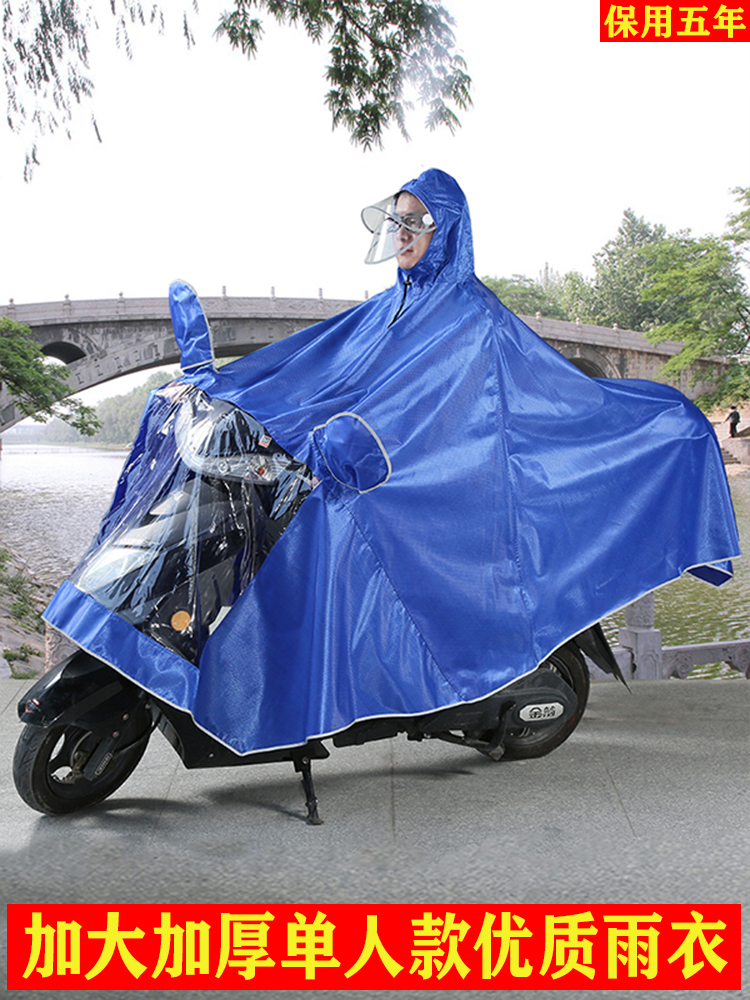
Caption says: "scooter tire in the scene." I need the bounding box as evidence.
[13,710,151,815]
[500,645,590,760]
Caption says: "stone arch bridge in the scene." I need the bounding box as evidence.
[0,294,716,433]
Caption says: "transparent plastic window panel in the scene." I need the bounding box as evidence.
[72,383,316,665]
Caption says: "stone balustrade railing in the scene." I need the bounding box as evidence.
[589,593,750,680]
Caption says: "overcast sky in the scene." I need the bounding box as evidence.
[1,2,747,347]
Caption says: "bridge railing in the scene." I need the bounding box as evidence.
[589,593,750,681]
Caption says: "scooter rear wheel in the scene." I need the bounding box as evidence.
[500,645,590,760]
[13,709,151,815]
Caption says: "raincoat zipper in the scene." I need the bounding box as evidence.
[389,277,412,327]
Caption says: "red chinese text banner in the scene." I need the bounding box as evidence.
[600,2,748,40]
[6,903,740,990]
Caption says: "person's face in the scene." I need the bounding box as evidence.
[393,192,434,270]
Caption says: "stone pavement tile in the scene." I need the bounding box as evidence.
[1,678,747,999]
[1,680,746,905]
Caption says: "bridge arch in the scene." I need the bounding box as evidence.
[42,341,88,364]
[559,347,614,380]
[568,357,607,378]
[0,296,723,433]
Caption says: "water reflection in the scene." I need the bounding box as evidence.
[601,475,749,678]
[0,445,127,582]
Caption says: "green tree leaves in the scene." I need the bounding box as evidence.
[589,208,670,333]
[0,317,100,434]
[483,189,750,407]
[482,267,602,325]
[3,1,164,180]
[482,274,569,321]
[4,1,471,176]
[91,369,178,444]
[725,186,750,253]
[216,1,472,149]
[641,227,750,406]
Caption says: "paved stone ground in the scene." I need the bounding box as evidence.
[1,676,747,1000]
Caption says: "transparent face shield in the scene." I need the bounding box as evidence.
[361,194,436,264]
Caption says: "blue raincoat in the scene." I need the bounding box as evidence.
[45,169,741,755]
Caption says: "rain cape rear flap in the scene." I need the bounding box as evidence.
[45,169,740,755]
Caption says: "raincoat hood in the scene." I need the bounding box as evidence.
[396,168,474,286]
[45,169,740,756]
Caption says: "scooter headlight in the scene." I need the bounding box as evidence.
[76,546,154,594]
[174,394,290,483]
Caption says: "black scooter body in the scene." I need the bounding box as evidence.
[18,653,143,736]
[18,651,331,770]
[17,622,620,820]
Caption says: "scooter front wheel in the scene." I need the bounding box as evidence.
[13,710,151,815]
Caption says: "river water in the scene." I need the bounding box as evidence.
[1,444,748,676]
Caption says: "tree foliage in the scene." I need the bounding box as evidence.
[3,1,170,179]
[552,269,597,324]
[3,0,471,178]
[640,224,750,406]
[482,266,598,324]
[215,0,471,148]
[92,368,178,444]
[725,185,750,254]
[0,316,100,433]
[482,190,750,406]
[482,273,569,321]
[4,366,179,445]
[588,208,672,333]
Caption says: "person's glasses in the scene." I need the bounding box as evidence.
[385,212,435,235]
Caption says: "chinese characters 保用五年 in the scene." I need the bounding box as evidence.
[601,3,747,40]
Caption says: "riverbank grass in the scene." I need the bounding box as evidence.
[0,548,45,633]
[2,642,43,679]
[0,547,48,678]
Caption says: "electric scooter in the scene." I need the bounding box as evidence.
[13,382,622,824]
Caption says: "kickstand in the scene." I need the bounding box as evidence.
[293,755,324,825]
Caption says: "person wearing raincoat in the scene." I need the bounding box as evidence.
[44,168,741,756]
